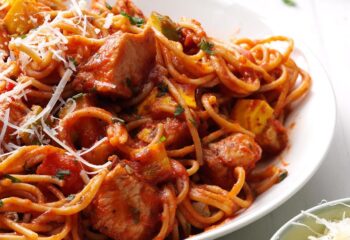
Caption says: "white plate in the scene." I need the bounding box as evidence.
[133,0,336,239]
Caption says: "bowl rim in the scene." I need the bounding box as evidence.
[270,197,350,239]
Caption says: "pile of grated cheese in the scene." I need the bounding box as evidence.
[0,0,111,173]
[308,216,350,240]
[295,203,350,240]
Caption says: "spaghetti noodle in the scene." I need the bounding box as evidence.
[0,0,311,239]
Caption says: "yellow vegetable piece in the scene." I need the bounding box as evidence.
[132,143,172,183]
[149,11,179,41]
[232,99,274,134]
[4,0,39,34]
[137,128,153,143]
[137,87,178,115]
[176,83,197,109]
[137,88,158,115]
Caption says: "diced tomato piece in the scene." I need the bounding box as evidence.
[36,153,84,195]
[5,82,15,91]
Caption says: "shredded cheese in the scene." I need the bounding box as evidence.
[41,118,111,171]
[0,108,10,148]
[295,203,350,240]
[306,211,350,240]
[18,69,73,133]
[79,137,108,156]
[0,81,31,102]
[103,13,114,29]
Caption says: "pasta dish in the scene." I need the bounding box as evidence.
[0,0,311,239]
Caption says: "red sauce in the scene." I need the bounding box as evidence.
[36,153,85,195]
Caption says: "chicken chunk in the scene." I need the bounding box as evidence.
[0,21,10,58]
[137,117,191,148]
[256,119,288,155]
[202,133,262,189]
[72,28,156,98]
[91,164,161,240]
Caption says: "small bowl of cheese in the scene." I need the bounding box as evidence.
[271,198,350,240]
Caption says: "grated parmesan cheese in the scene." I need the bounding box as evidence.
[0,81,31,102]
[0,108,10,148]
[79,137,108,156]
[17,69,73,133]
[41,117,111,171]
[294,203,350,240]
[103,13,114,29]
[306,212,350,240]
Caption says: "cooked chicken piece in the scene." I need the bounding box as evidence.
[137,117,191,147]
[256,119,288,155]
[72,28,156,98]
[202,133,262,189]
[0,21,10,57]
[91,164,161,240]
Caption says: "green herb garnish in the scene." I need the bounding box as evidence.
[72,93,84,100]
[282,0,296,6]
[149,12,179,41]
[174,104,184,116]
[67,194,75,201]
[159,135,167,143]
[55,169,71,180]
[279,170,288,182]
[68,57,78,67]
[19,34,27,39]
[120,11,145,27]
[4,174,21,183]
[0,200,3,207]
[125,77,138,94]
[198,38,215,55]
[189,118,198,127]
[157,83,168,97]
[105,2,112,10]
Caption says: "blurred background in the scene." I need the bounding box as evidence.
[223,0,350,239]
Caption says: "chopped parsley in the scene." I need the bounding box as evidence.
[55,169,71,180]
[120,11,145,27]
[19,34,27,39]
[112,116,125,124]
[282,0,296,6]
[105,2,113,10]
[279,170,288,182]
[67,194,75,201]
[198,38,215,55]
[72,93,84,100]
[0,200,3,207]
[125,77,138,94]
[4,174,21,183]
[174,104,184,116]
[68,57,78,67]
[159,135,167,143]
[125,78,132,88]
[189,118,198,127]
[157,83,168,97]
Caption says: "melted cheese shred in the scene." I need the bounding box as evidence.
[293,204,350,240]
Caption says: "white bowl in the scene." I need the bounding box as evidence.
[271,198,350,240]
[128,0,337,239]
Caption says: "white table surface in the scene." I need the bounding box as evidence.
[221,0,350,239]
